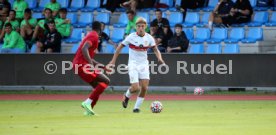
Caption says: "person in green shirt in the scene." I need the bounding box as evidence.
[12,0,28,20]
[125,10,138,35]
[0,10,19,40]
[125,10,149,35]
[45,0,60,17]
[32,8,53,43]
[54,8,71,38]
[0,23,25,53]
[20,8,37,40]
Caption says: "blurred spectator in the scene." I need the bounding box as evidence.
[20,8,37,48]
[161,24,173,50]
[167,24,189,53]
[151,9,170,32]
[208,0,234,29]
[208,0,253,27]
[0,10,19,39]
[125,10,138,35]
[0,0,11,22]
[106,0,125,12]
[13,0,28,20]
[0,23,25,53]
[98,22,117,52]
[54,8,71,38]
[149,22,165,52]
[177,0,206,19]
[45,0,60,17]
[31,8,54,43]
[120,0,138,12]
[120,0,155,12]
[36,20,61,53]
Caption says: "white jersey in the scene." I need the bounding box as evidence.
[122,32,156,65]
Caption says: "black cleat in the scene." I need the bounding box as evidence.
[133,108,140,113]
[122,95,129,108]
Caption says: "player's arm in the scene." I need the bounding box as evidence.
[109,43,124,65]
[152,45,165,64]
[81,41,101,66]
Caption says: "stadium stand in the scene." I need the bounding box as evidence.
[1,0,275,54]
[206,44,222,54]
[188,44,205,54]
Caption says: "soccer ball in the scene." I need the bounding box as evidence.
[194,87,204,95]
[150,101,163,113]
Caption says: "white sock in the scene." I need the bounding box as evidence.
[208,21,213,29]
[84,98,92,104]
[134,97,144,109]
[125,88,132,98]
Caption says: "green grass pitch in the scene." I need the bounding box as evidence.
[1,100,276,135]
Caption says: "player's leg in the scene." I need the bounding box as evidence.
[89,73,110,108]
[122,69,140,108]
[133,79,149,113]
[133,65,150,113]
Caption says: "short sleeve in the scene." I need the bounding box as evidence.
[121,35,131,46]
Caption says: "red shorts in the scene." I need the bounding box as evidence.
[74,64,101,83]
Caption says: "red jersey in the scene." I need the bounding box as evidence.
[73,31,99,65]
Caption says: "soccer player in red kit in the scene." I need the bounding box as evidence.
[72,21,110,115]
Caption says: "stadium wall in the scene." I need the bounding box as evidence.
[0,54,276,88]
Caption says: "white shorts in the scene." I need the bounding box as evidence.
[128,64,150,84]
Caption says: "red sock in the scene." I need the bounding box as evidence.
[89,83,108,108]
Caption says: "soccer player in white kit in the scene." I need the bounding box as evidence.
[109,17,165,113]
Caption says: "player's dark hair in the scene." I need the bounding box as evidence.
[126,10,135,15]
[10,10,16,15]
[155,9,162,13]
[175,24,183,28]
[92,21,102,32]
[24,8,32,14]
[59,8,67,13]
[44,8,53,13]
[5,23,12,28]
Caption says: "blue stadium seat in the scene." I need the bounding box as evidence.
[265,12,276,27]
[241,28,263,43]
[249,0,257,8]
[113,13,128,28]
[32,12,43,19]
[175,0,181,6]
[95,12,110,25]
[247,12,269,27]
[188,44,204,54]
[34,0,50,12]
[30,44,37,53]
[223,44,240,54]
[102,43,115,53]
[9,0,14,5]
[110,28,125,43]
[26,0,37,9]
[159,0,174,7]
[182,12,199,27]
[73,13,93,28]
[68,0,85,12]
[57,0,69,8]
[67,13,77,25]
[169,12,183,27]
[121,45,129,54]
[197,12,210,27]
[151,12,167,21]
[206,44,221,54]
[183,28,193,40]
[207,28,227,43]
[202,0,218,12]
[136,12,150,24]
[81,0,100,12]
[103,27,110,37]
[64,28,83,43]
[224,28,245,43]
[71,44,79,53]
[190,28,210,44]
